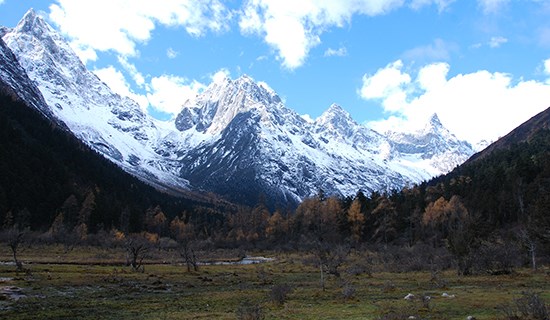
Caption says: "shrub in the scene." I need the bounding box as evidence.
[269,284,293,305]
[498,291,549,320]
[236,301,264,320]
[341,282,356,300]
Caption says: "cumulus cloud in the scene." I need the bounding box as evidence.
[361,60,550,144]
[489,36,508,48]
[239,0,405,69]
[324,47,348,57]
[147,75,206,115]
[211,68,231,83]
[359,60,412,112]
[94,66,149,111]
[49,0,230,62]
[117,56,146,87]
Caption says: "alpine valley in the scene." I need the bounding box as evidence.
[0,10,474,208]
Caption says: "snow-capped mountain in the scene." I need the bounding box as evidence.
[0,36,51,119]
[1,9,475,208]
[386,114,474,175]
[2,9,189,193]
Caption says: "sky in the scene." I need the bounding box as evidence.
[1,0,550,145]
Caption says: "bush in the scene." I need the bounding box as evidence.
[498,291,549,320]
[236,301,264,320]
[341,282,356,300]
[474,240,522,275]
[269,284,293,305]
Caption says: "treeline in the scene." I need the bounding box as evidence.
[2,87,550,273]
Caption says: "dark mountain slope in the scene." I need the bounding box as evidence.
[0,90,234,232]
[467,106,550,163]
[423,107,550,231]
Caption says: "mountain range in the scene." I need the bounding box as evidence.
[0,9,475,208]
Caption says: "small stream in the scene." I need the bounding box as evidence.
[199,256,275,266]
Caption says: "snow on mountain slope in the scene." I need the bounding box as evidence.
[2,9,189,192]
[175,76,470,206]
[0,9,475,207]
[0,36,51,119]
[386,114,474,175]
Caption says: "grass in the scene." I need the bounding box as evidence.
[0,245,548,319]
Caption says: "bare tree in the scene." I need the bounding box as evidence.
[518,227,538,271]
[180,241,199,272]
[1,227,26,271]
[314,242,349,290]
[170,216,199,272]
[125,235,149,272]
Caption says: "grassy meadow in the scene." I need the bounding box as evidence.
[0,245,548,320]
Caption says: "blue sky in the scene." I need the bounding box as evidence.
[1,0,550,144]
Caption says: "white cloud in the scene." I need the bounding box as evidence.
[69,41,98,64]
[477,0,509,14]
[324,47,348,57]
[94,66,149,111]
[359,60,412,112]
[0,1,5,5]
[211,68,231,83]
[49,0,230,62]
[362,60,550,144]
[146,75,206,115]
[239,0,405,69]
[489,36,508,48]
[410,0,455,12]
[117,56,146,87]
[167,48,179,59]
[544,58,550,75]
[301,114,314,123]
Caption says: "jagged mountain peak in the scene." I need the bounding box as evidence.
[429,113,442,127]
[315,103,357,138]
[176,74,286,134]
[1,8,478,209]
[14,9,52,37]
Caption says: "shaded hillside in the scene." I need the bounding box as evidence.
[467,106,550,163]
[433,106,550,228]
[0,90,235,232]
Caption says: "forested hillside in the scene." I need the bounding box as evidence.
[0,90,235,234]
[2,82,549,273]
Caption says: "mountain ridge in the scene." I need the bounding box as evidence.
[1,9,475,208]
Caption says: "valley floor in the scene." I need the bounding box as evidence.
[0,245,548,319]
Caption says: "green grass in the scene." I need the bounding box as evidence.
[0,246,548,319]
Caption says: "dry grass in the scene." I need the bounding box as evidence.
[0,245,548,319]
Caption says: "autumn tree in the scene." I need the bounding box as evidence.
[347,198,365,245]
[371,196,398,244]
[265,210,288,244]
[74,190,95,240]
[442,196,477,275]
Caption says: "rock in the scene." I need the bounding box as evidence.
[404,293,415,300]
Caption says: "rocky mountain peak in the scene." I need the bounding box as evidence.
[315,103,357,138]
[429,113,443,128]
[0,9,478,209]
[14,9,52,38]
